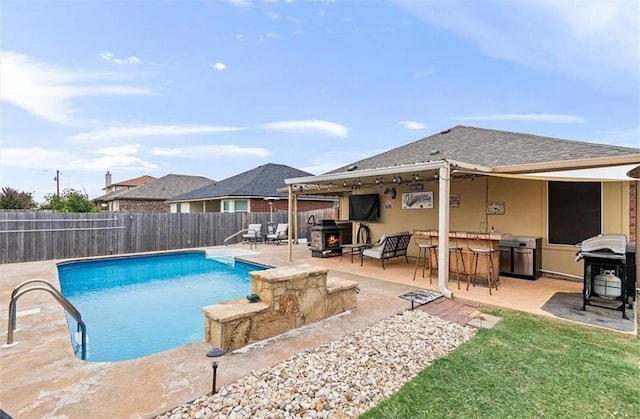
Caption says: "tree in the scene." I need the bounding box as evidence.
[0,187,36,209]
[41,188,97,213]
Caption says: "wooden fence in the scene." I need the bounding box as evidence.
[0,208,336,264]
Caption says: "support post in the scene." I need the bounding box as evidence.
[288,185,293,262]
[438,162,453,298]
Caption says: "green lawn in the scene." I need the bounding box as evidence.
[361,309,640,419]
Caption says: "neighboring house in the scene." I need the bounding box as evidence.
[102,171,156,194]
[168,163,336,213]
[94,174,215,212]
[285,125,639,283]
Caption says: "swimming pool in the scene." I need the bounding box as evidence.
[57,251,267,362]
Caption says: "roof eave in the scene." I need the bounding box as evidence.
[492,154,640,174]
[285,161,454,186]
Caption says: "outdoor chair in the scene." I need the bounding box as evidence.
[266,223,288,244]
[467,232,498,294]
[448,232,468,290]
[242,224,263,243]
[361,231,412,269]
[413,230,438,282]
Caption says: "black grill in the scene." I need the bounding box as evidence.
[576,235,633,319]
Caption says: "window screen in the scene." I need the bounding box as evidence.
[548,181,601,245]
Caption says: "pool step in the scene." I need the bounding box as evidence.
[205,251,236,266]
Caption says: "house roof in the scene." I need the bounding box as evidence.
[94,174,214,202]
[328,125,640,175]
[170,163,334,202]
[108,175,157,188]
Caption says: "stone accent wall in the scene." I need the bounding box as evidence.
[202,264,358,352]
[117,200,170,213]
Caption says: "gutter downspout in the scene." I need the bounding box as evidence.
[438,162,453,298]
[288,185,293,262]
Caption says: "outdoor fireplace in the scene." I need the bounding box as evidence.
[310,220,342,258]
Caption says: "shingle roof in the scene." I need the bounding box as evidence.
[109,175,156,188]
[328,125,639,174]
[94,174,214,201]
[171,163,325,201]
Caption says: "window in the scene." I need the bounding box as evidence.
[221,199,249,213]
[548,181,601,245]
[234,199,248,213]
[176,203,182,213]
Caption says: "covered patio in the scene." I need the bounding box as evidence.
[277,126,639,334]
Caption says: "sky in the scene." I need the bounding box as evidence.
[1,0,639,203]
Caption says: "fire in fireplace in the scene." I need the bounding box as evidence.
[310,220,342,258]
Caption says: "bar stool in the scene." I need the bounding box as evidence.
[448,233,467,290]
[467,232,498,294]
[413,230,438,283]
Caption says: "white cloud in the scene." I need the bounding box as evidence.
[399,121,427,130]
[301,150,385,175]
[223,0,253,6]
[98,51,141,65]
[69,125,246,141]
[70,155,158,171]
[457,113,585,123]
[588,127,640,148]
[152,145,270,158]
[266,32,281,39]
[212,62,227,71]
[0,147,78,169]
[395,0,639,82]
[262,119,348,138]
[236,33,246,41]
[0,51,152,125]
[97,144,142,156]
[0,146,156,171]
[412,67,436,79]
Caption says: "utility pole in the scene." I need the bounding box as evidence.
[54,170,60,197]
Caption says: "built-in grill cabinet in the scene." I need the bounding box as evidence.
[310,220,342,258]
[499,236,542,280]
[576,234,632,319]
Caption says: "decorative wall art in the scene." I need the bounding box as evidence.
[449,193,460,207]
[409,183,424,191]
[486,201,505,215]
[402,191,433,209]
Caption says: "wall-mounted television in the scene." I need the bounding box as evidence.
[348,194,380,221]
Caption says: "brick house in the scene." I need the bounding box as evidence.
[94,174,214,212]
[168,163,336,213]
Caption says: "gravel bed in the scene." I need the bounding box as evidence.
[157,310,476,419]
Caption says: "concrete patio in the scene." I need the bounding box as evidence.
[0,242,635,418]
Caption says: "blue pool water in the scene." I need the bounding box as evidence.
[57,251,266,362]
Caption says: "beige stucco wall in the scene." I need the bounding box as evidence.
[340,176,631,278]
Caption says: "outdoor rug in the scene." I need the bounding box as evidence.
[541,292,636,333]
[399,289,444,310]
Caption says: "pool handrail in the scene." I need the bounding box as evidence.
[6,279,87,360]
[223,228,258,250]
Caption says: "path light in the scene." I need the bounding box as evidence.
[211,361,219,394]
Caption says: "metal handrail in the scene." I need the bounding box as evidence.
[223,228,258,249]
[6,280,87,360]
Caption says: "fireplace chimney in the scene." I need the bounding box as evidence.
[105,171,112,188]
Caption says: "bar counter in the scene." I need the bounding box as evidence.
[417,230,508,282]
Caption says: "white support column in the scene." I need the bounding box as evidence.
[288,185,294,262]
[438,162,453,298]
